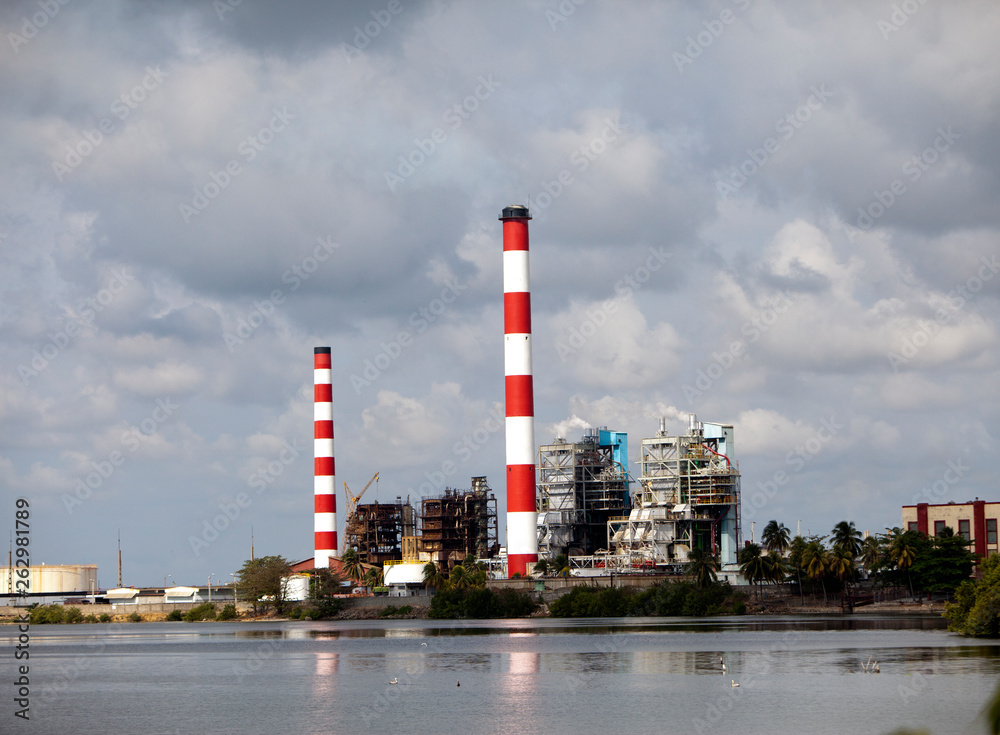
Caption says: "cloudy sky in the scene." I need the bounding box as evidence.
[2,0,998,587]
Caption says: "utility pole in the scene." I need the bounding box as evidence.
[117,530,123,588]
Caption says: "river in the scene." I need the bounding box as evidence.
[4,614,999,734]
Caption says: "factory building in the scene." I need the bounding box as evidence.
[418,477,499,567]
[344,498,416,566]
[608,416,741,570]
[902,500,999,557]
[537,428,630,557]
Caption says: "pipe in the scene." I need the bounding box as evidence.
[314,346,337,568]
[501,204,538,577]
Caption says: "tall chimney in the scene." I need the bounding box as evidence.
[314,347,336,568]
[500,205,538,577]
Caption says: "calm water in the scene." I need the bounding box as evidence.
[4,615,999,735]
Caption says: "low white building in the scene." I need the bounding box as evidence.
[383,563,427,597]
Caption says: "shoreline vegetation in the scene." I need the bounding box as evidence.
[1,588,947,626]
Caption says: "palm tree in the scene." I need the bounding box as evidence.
[803,539,829,604]
[533,558,550,577]
[739,543,767,601]
[828,546,855,600]
[363,566,383,591]
[788,536,807,603]
[890,533,917,598]
[449,564,470,589]
[340,549,364,584]
[553,553,570,578]
[685,548,718,589]
[831,521,862,558]
[761,521,791,556]
[764,551,786,589]
[422,561,446,591]
[860,536,881,579]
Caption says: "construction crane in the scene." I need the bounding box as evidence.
[342,472,378,553]
[345,472,379,518]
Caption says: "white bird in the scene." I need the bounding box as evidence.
[421,642,427,646]
[731,680,740,688]
[721,662,727,674]
[389,678,398,685]
[873,663,880,673]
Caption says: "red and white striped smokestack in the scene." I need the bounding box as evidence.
[501,204,538,578]
[313,346,336,568]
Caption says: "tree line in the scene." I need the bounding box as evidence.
[739,519,977,605]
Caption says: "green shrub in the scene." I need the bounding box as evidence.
[83,614,99,623]
[429,588,537,619]
[29,604,64,624]
[128,612,143,622]
[183,602,216,622]
[289,607,303,619]
[165,609,184,621]
[99,613,112,623]
[63,606,84,624]
[550,580,743,618]
[304,607,322,620]
[217,604,238,621]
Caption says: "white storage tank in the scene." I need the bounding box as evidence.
[0,564,98,594]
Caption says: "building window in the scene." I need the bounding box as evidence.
[934,520,946,536]
[908,522,918,532]
[988,519,997,545]
[958,519,970,541]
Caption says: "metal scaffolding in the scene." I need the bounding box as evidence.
[537,428,630,557]
[344,497,415,566]
[609,416,741,569]
[418,477,499,568]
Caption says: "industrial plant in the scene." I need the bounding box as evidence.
[332,204,744,580]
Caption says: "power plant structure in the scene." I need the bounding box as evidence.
[418,477,499,566]
[501,204,539,577]
[344,497,416,566]
[311,203,743,583]
[537,428,631,558]
[608,415,741,570]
